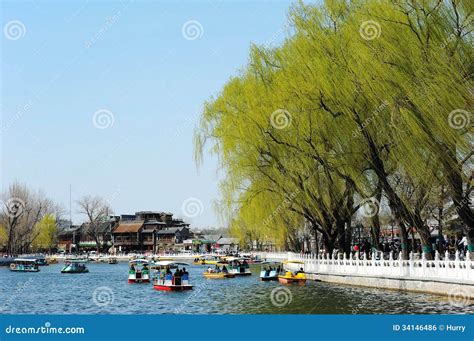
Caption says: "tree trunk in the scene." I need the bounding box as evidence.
[398,221,409,260]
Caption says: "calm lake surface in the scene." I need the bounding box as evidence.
[0,263,471,314]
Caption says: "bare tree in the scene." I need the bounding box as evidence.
[76,195,113,252]
[1,183,59,255]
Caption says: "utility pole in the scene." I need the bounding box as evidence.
[69,184,72,228]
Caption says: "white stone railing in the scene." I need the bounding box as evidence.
[255,250,474,284]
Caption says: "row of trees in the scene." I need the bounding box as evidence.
[0,183,62,254]
[195,0,473,258]
[0,183,114,255]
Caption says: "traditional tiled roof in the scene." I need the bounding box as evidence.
[204,234,222,243]
[157,228,180,235]
[216,237,239,245]
[113,221,144,234]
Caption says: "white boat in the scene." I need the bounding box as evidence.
[152,261,193,291]
[227,258,252,276]
[128,259,150,283]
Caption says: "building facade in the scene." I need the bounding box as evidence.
[112,211,190,253]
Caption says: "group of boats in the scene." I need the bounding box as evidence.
[260,260,307,284]
[126,258,307,290]
[8,255,308,289]
[127,259,193,291]
[8,257,113,274]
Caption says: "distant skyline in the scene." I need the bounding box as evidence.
[1,0,296,227]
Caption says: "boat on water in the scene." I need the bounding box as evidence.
[151,256,174,262]
[108,257,118,264]
[128,259,150,283]
[96,256,108,263]
[25,255,49,266]
[61,260,89,274]
[227,258,252,276]
[65,256,89,263]
[10,259,40,272]
[241,254,265,264]
[192,256,224,265]
[278,261,306,284]
[259,262,281,281]
[203,265,235,279]
[152,261,193,291]
[46,257,58,264]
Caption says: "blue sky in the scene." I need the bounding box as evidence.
[1,0,296,228]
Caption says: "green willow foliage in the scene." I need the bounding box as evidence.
[195,0,473,256]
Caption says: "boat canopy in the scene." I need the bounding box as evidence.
[153,261,190,267]
[226,257,250,262]
[14,258,37,263]
[129,259,149,265]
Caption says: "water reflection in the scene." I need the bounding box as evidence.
[0,263,471,314]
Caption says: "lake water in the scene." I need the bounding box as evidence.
[0,263,471,314]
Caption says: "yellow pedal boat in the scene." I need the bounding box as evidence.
[203,271,235,279]
[278,271,306,284]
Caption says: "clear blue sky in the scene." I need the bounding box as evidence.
[1,0,298,228]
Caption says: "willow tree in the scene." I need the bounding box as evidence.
[1,183,59,255]
[195,0,473,257]
[32,214,57,252]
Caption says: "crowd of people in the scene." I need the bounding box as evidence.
[318,236,472,260]
[162,267,189,280]
[207,264,228,273]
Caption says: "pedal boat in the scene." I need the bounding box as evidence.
[46,257,58,264]
[128,259,150,283]
[278,261,306,284]
[31,256,49,266]
[152,261,193,291]
[61,259,89,273]
[10,259,40,272]
[192,256,224,265]
[203,268,235,279]
[259,261,281,281]
[227,258,252,276]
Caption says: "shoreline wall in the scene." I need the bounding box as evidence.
[258,251,474,299]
